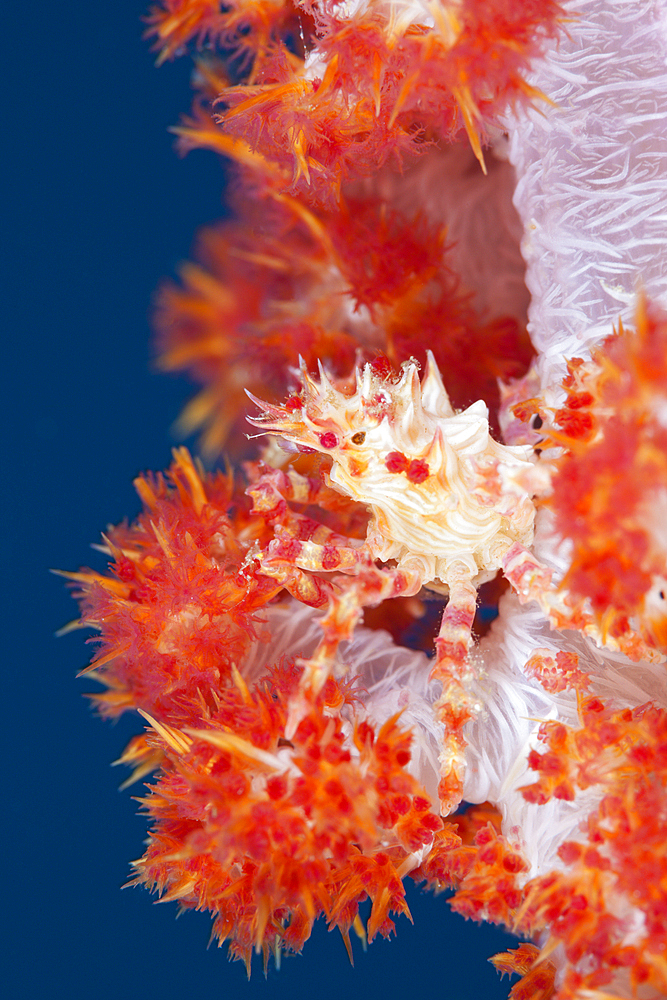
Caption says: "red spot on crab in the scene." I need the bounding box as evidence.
[369,355,397,381]
[385,453,430,482]
[318,432,339,449]
[385,451,409,473]
[407,459,430,484]
[322,546,341,570]
[554,408,594,440]
[284,395,304,412]
[273,537,303,560]
[365,393,392,420]
[566,392,594,410]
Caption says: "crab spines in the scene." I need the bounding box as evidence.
[247,354,460,458]
[248,358,353,444]
[358,354,454,438]
[247,369,355,457]
[244,388,308,443]
[355,357,374,404]
[314,356,338,398]
[387,363,425,447]
[421,351,455,419]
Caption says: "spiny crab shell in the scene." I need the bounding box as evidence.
[248,354,538,593]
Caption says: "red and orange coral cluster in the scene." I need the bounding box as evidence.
[131,666,445,967]
[150,0,564,200]
[518,698,667,998]
[155,168,532,456]
[65,2,667,998]
[544,297,667,655]
[151,0,560,452]
[65,447,463,966]
[67,448,280,723]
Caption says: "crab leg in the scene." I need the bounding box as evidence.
[431,565,478,815]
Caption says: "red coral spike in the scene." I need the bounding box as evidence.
[447,819,530,926]
[523,648,591,696]
[145,0,311,79]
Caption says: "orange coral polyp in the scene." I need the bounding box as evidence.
[145,0,306,76]
[132,659,447,962]
[70,449,285,723]
[513,702,667,997]
[162,0,565,201]
[72,445,476,963]
[154,191,533,455]
[548,299,667,652]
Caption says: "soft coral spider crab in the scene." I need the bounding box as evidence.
[248,353,549,811]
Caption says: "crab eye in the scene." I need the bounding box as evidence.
[318,432,338,449]
[351,431,366,445]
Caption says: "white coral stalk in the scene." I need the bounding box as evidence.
[464,592,667,876]
[508,0,667,397]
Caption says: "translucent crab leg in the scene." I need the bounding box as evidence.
[431,566,478,816]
